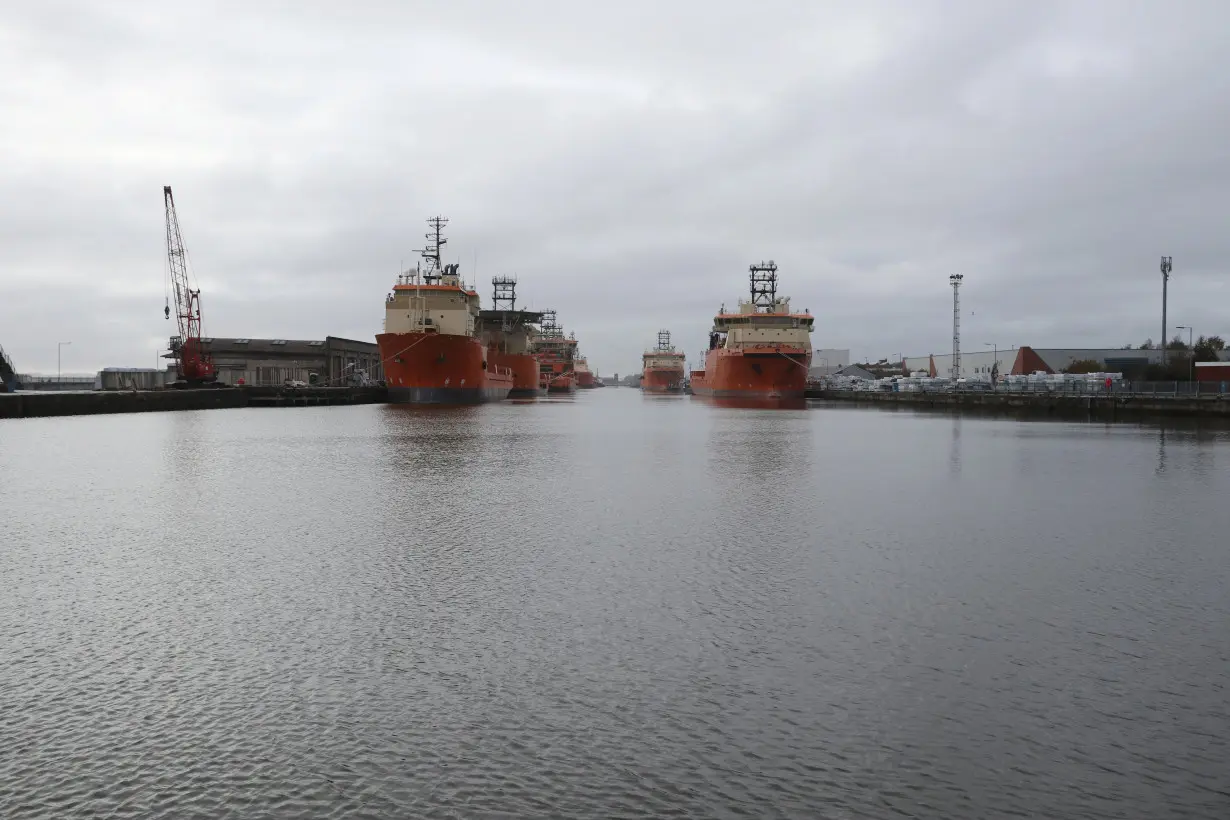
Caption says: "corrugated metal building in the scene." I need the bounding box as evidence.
[903,348,1021,379]
[899,347,1226,379]
[1195,362,1230,382]
[835,364,878,380]
[183,336,383,386]
[1011,347,1164,376]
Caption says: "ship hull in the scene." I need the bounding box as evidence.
[575,371,596,389]
[641,367,685,393]
[377,331,512,405]
[539,359,576,393]
[690,349,808,399]
[489,349,541,398]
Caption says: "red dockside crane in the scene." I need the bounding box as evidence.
[163,185,217,386]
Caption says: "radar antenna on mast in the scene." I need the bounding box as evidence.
[749,260,778,312]
[416,216,449,284]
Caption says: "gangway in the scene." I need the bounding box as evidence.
[0,342,19,392]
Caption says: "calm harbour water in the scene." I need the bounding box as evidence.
[2,390,1228,819]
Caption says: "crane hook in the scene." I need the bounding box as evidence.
[164,300,170,320]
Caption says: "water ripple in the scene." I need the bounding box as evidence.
[1,401,1229,817]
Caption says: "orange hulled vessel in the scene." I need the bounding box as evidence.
[479,275,545,398]
[641,330,686,393]
[690,260,813,399]
[574,353,596,388]
[376,216,514,404]
[534,311,577,393]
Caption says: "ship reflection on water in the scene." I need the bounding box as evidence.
[690,395,808,411]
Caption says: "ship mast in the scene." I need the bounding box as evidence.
[417,216,448,284]
[540,310,561,338]
[749,260,778,313]
[657,329,673,352]
[492,275,517,310]
[491,275,518,334]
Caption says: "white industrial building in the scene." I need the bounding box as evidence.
[809,348,850,378]
[902,348,1020,379]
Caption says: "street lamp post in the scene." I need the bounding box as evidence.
[985,343,997,388]
[58,341,71,386]
[1176,325,1193,382]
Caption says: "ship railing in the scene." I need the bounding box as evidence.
[738,342,808,352]
[15,375,96,391]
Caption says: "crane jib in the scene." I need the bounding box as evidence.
[163,185,217,386]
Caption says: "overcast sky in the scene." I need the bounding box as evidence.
[3,1,1227,375]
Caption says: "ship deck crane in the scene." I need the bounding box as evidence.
[163,186,216,387]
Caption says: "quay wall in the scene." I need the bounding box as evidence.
[808,389,1230,420]
[0,386,388,420]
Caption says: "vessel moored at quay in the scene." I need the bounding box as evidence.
[534,310,578,393]
[690,261,813,399]
[641,330,686,393]
[478,275,545,398]
[574,353,596,388]
[376,216,514,404]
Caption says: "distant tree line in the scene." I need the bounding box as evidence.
[1129,334,1225,357]
[1097,334,1227,379]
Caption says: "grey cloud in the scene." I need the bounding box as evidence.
[2,1,1227,374]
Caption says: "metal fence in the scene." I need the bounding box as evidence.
[993,381,1229,397]
[812,378,1230,397]
[15,375,97,391]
